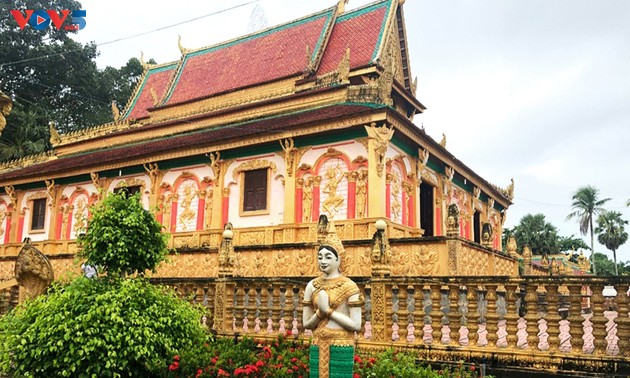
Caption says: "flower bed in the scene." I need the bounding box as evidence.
[164,332,489,378]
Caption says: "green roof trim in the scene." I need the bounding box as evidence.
[122,63,178,119]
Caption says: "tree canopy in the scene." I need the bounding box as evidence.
[566,185,611,275]
[0,0,145,162]
[595,211,628,275]
[78,191,169,276]
[503,213,561,256]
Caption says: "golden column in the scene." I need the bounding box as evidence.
[207,153,229,229]
[365,123,394,219]
[280,138,298,224]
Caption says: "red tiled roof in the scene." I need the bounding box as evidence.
[163,10,334,106]
[0,104,378,182]
[317,3,390,75]
[125,64,177,120]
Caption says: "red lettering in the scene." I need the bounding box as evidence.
[47,10,71,30]
[10,10,34,30]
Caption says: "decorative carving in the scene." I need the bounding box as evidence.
[14,239,54,300]
[446,204,459,237]
[232,159,277,181]
[4,185,16,207]
[506,236,518,258]
[279,138,297,177]
[321,165,345,218]
[481,222,493,248]
[143,162,159,194]
[49,121,62,145]
[355,170,367,218]
[371,224,392,277]
[439,133,446,148]
[111,101,121,122]
[365,122,394,178]
[303,177,314,222]
[72,197,88,235]
[44,179,55,206]
[178,183,197,231]
[218,223,236,277]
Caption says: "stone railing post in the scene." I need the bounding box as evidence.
[505,282,519,348]
[567,283,584,353]
[524,283,539,349]
[546,283,561,351]
[369,278,388,342]
[614,283,630,357]
[590,283,608,355]
[485,284,498,347]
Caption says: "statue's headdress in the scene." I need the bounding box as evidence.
[316,215,345,271]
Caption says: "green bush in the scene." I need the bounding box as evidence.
[0,277,209,377]
[78,191,169,277]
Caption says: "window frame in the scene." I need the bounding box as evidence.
[30,197,47,233]
[239,168,270,216]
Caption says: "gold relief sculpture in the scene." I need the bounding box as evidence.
[206,151,221,179]
[72,198,88,235]
[204,188,213,229]
[321,165,345,218]
[177,184,197,231]
[394,244,439,276]
[301,177,313,222]
[143,163,160,194]
[279,138,297,177]
[4,186,16,207]
[355,170,367,218]
[391,174,402,221]
[365,122,395,178]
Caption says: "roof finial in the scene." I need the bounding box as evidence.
[178,35,188,56]
[336,0,349,16]
[140,51,147,68]
[439,133,446,148]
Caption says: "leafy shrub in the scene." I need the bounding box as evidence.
[78,191,169,276]
[0,277,209,377]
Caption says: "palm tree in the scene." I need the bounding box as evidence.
[566,186,611,274]
[595,211,628,275]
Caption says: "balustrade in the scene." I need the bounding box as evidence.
[147,276,630,374]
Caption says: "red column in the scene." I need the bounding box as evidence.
[402,191,408,226]
[4,215,11,244]
[435,207,442,236]
[312,182,320,221]
[295,185,303,223]
[156,205,164,226]
[55,211,63,239]
[196,198,205,231]
[17,214,25,242]
[65,212,73,239]
[385,182,391,219]
[221,194,229,227]
[347,180,356,219]
[407,191,415,227]
[170,202,178,233]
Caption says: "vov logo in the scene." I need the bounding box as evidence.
[10,9,86,31]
